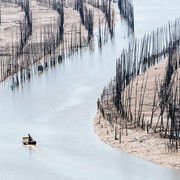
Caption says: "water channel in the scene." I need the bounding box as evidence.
[0,1,180,179]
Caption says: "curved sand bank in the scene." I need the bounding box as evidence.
[94,111,180,169]
[94,59,180,170]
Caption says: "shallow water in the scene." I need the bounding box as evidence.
[0,1,180,180]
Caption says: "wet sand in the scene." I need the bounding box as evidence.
[94,59,180,170]
[94,111,180,170]
[0,0,116,81]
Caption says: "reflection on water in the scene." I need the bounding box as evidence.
[0,1,180,180]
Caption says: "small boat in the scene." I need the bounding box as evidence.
[22,134,36,145]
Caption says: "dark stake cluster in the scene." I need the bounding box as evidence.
[118,0,134,31]
[0,0,91,89]
[97,18,180,152]
[86,0,115,37]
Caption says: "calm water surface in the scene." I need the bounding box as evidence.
[0,1,180,180]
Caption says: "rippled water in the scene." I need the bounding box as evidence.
[0,1,180,180]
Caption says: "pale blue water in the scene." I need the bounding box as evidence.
[0,1,180,180]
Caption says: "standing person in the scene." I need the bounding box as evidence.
[97,98,100,109]
[28,134,32,141]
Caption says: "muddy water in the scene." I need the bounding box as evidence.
[0,1,180,180]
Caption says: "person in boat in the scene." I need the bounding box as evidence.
[28,134,33,141]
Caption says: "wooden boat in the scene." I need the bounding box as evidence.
[22,137,36,145]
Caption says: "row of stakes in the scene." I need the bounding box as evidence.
[11,54,63,90]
